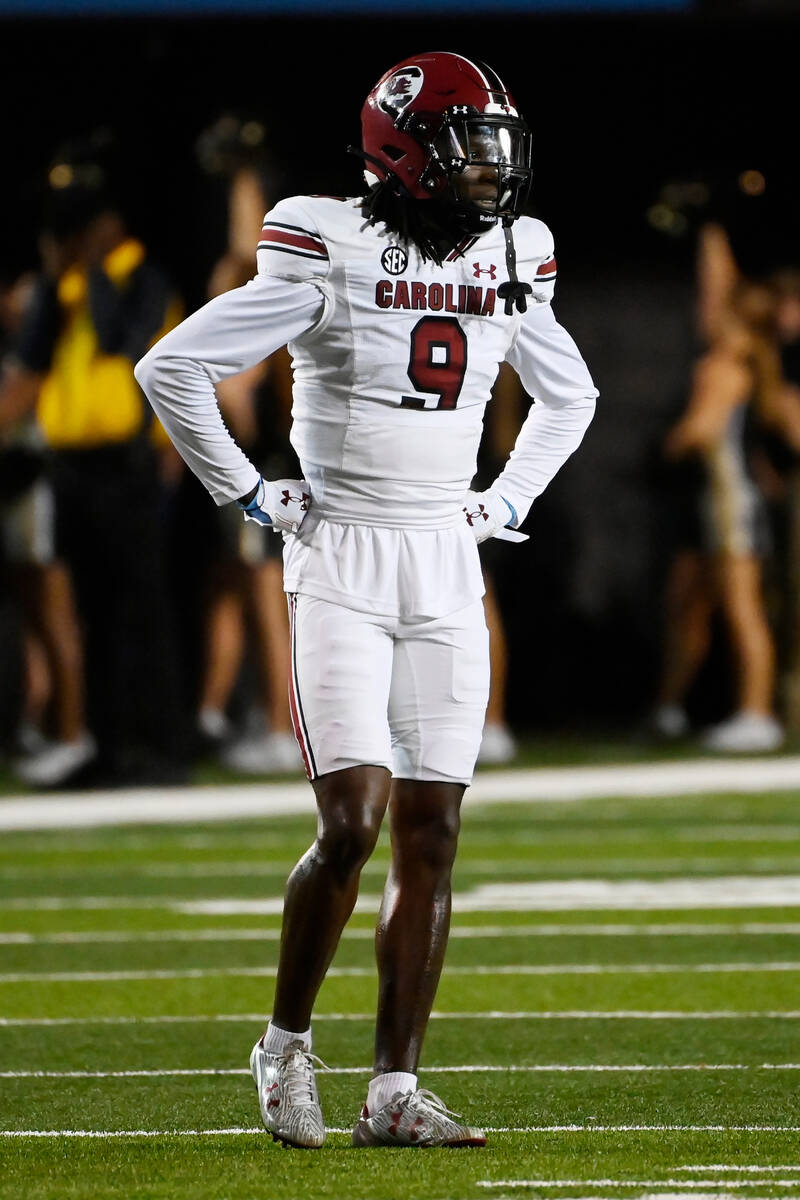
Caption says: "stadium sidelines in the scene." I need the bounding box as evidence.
[4,757,800,830]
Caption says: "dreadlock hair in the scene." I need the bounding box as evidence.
[359,169,533,315]
[361,178,457,267]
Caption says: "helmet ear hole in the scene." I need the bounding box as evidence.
[382,145,405,161]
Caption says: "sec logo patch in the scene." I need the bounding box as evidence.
[381,246,408,275]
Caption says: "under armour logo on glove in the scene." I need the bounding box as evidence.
[463,488,517,544]
[280,488,311,511]
[464,504,490,526]
[238,476,312,534]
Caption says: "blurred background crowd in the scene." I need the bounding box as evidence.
[1,0,800,789]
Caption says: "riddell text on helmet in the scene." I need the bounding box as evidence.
[375,279,497,317]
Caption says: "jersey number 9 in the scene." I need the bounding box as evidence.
[401,316,468,411]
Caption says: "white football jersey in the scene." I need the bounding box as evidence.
[256,195,559,528]
[136,193,597,617]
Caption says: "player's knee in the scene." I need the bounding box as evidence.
[398,806,461,876]
[315,806,382,880]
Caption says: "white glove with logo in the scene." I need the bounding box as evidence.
[462,488,527,544]
[237,476,312,534]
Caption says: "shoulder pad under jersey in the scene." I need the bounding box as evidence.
[512,215,558,303]
[256,195,339,282]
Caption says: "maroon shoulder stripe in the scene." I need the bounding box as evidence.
[535,256,557,278]
[258,228,328,258]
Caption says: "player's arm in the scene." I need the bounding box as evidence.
[464,225,596,540]
[482,304,597,534]
[135,199,329,508]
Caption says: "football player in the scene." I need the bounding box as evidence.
[136,51,598,1149]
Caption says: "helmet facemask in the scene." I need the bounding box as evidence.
[410,111,532,233]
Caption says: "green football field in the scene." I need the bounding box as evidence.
[1,785,800,1199]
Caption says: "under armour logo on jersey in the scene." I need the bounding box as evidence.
[473,263,497,280]
[381,245,408,275]
[281,489,311,510]
[464,504,490,526]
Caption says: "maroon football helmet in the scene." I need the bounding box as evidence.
[360,51,532,229]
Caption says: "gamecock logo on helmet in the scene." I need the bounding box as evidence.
[376,66,424,118]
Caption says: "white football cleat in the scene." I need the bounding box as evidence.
[702,710,784,753]
[250,1037,326,1148]
[351,1088,486,1148]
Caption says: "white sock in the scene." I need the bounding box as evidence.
[366,1071,417,1113]
[262,1021,312,1056]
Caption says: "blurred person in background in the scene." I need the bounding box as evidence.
[193,116,300,774]
[0,139,188,785]
[652,224,800,752]
[0,273,92,785]
[769,269,800,731]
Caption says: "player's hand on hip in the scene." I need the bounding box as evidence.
[237,476,312,533]
[463,488,518,544]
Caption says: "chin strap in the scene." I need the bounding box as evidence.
[496,225,533,316]
[347,144,386,173]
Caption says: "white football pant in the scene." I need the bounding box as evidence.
[287,593,489,784]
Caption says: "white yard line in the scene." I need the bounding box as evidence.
[3,1010,800,1027]
[3,961,799,983]
[0,929,285,944]
[2,1125,800,1137]
[4,758,800,831]
[476,1182,800,1190]
[7,875,800,913]
[7,857,800,879]
[0,897,197,911]
[3,823,798,852]
[675,1169,800,1174]
[4,1063,800,1079]
[3,921,800,945]
[176,877,800,914]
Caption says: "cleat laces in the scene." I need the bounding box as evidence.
[281,1045,328,1107]
[401,1088,462,1134]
